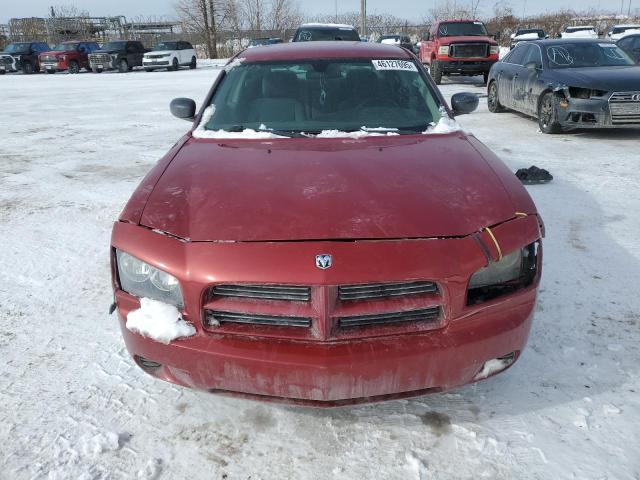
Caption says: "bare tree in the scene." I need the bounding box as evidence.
[176,0,230,58]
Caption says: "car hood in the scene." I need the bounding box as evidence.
[139,134,522,242]
[145,50,175,56]
[439,36,497,46]
[548,66,640,91]
[40,50,69,57]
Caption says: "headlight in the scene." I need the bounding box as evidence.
[438,46,450,56]
[490,45,500,55]
[467,242,539,305]
[116,249,183,307]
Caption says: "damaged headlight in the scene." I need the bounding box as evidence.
[467,242,539,305]
[115,249,183,307]
[568,87,606,99]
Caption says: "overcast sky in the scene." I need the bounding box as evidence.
[0,0,631,23]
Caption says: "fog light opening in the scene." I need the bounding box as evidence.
[135,356,162,372]
[474,352,517,381]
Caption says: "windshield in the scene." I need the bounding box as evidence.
[102,41,127,50]
[546,42,635,68]
[565,27,594,33]
[612,26,640,34]
[203,59,443,134]
[53,43,79,52]
[294,28,360,42]
[4,43,31,54]
[438,22,488,37]
[153,42,177,51]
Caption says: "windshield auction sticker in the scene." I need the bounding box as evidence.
[372,59,418,71]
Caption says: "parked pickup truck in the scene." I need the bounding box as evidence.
[39,41,100,74]
[88,40,148,73]
[0,41,50,74]
[420,20,499,84]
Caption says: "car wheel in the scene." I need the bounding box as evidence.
[190,56,197,69]
[430,60,442,85]
[171,58,179,71]
[0,70,5,75]
[68,60,80,74]
[487,81,504,113]
[118,59,128,73]
[538,92,563,134]
[22,62,34,74]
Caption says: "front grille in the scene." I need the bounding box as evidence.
[89,53,111,64]
[450,43,489,58]
[205,310,311,328]
[212,284,310,301]
[609,92,640,124]
[339,281,437,300]
[146,54,167,59]
[338,307,440,327]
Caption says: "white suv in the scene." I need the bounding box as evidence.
[143,41,197,72]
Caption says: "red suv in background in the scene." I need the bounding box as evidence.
[421,20,499,84]
[39,41,100,74]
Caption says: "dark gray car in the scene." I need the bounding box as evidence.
[617,34,640,62]
[487,39,640,133]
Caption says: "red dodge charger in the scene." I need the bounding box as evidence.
[111,42,543,406]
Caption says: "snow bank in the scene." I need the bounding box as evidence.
[425,115,462,134]
[126,298,196,344]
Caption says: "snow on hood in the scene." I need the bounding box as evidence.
[513,32,540,41]
[126,298,196,344]
[192,106,462,139]
[381,38,401,45]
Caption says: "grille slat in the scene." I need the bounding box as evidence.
[339,307,440,327]
[212,284,310,301]
[206,310,311,328]
[609,91,640,124]
[339,281,437,300]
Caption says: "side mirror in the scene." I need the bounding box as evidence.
[451,92,479,115]
[170,98,196,121]
[524,61,541,71]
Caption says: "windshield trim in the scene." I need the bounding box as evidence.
[195,56,451,138]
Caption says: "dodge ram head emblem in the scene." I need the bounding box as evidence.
[315,254,332,269]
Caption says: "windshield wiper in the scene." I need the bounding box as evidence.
[226,125,308,138]
[358,126,429,135]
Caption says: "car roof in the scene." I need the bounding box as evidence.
[529,38,613,45]
[436,19,482,24]
[239,41,413,62]
[299,23,355,29]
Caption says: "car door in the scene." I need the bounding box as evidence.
[495,45,527,110]
[177,42,187,64]
[518,44,545,115]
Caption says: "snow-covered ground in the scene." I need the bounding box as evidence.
[1,65,639,480]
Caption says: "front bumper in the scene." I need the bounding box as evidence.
[112,215,542,406]
[143,58,171,68]
[437,58,498,74]
[557,95,640,129]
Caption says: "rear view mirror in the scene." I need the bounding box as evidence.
[170,98,197,121]
[451,92,479,116]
